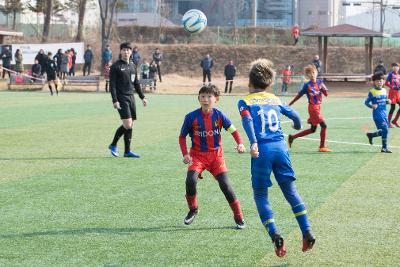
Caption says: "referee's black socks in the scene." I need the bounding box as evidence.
[48,85,53,95]
[111,125,126,146]
[124,129,132,153]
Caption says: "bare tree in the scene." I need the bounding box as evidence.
[66,0,93,42]
[0,0,24,30]
[42,0,53,42]
[98,0,118,54]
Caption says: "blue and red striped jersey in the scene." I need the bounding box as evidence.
[299,79,327,105]
[385,71,399,90]
[180,108,234,152]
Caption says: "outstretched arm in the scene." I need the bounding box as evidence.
[280,105,302,130]
[289,93,302,106]
[321,83,329,96]
[364,92,374,109]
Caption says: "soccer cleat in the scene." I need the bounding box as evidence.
[108,144,118,157]
[235,218,246,229]
[319,147,332,152]
[271,233,286,257]
[184,209,198,225]
[392,120,400,128]
[366,133,373,145]
[288,134,294,148]
[302,232,316,252]
[381,148,392,153]
[123,151,140,158]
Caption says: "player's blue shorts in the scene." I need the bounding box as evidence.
[373,116,389,130]
[251,140,296,189]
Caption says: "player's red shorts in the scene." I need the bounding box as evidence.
[388,88,400,104]
[188,147,227,178]
[307,104,325,126]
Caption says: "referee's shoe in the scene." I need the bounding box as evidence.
[124,151,140,158]
[108,145,118,157]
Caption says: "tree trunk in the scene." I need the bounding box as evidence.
[98,0,117,74]
[75,0,88,42]
[42,0,53,43]
[12,10,16,30]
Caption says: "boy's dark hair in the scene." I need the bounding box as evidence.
[47,52,52,56]
[198,84,220,97]
[120,42,132,50]
[372,73,385,81]
[391,63,399,67]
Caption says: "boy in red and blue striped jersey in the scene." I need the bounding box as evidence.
[179,84,246,229]
[288,64,331,152]
[385,63,400,127]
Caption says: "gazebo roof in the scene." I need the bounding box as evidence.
[0,28,23,37]
[302,24,389,38]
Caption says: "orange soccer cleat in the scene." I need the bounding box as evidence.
[319,147,332,152]
[271,233,286,257]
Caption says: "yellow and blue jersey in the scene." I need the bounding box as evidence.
[238,92,301,144]
[365,87,388,122]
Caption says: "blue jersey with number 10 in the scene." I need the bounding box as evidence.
[238,92,301,143]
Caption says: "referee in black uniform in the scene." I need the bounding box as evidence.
[108,42,148,158]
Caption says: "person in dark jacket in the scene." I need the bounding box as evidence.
[31,59,42,83]
[200,54,213,84]
[312,55,322,76]
[130,46,141,66]
[102,44,113,73]
[44,52,59,96]
[374,60,386,75]
[35,49,47,75]
[152,48,163,82]
[53,49,63,78]
[83,45,94,76]
[224,60,236,93]
[1,46,12,79]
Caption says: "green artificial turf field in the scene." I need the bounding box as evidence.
[0,91,399,266]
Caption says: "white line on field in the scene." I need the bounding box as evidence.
[281,116,370,124]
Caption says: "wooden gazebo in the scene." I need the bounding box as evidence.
[302,24,389,75]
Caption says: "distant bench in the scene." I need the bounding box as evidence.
[8,73,45,90]
[62,75,102,91]
[319,73,371,82]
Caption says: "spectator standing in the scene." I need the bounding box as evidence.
[152,48,163,82]
[374,60,387,75]
[224,60,236,93]
[282,65,292,94]
[69,48,76,76]
[291,24,300,46]
[131,46,141,66]
[14,49,24,74]
[140,59,150,79]
[1,46,12,79]
[312,55,322,76]
[149,61,158,91]
[83,45,93,76]
[102,44,113,72]
[60,51,70,80]
[53,49,63,78]
[104,60,112,92]
[35,49,47,75]
[200,54,213,84]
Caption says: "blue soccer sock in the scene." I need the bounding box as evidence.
[381,128,388,149]
[253,187,277,237]
[369,129,382,138]
[279,181,311,236]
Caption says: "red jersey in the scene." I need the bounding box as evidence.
[299,80,328,105]
[282,69,292,83]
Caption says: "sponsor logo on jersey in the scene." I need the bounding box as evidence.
[194,129,220,137]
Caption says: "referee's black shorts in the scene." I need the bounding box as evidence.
[47,72,56,82]
[117,94,137,120]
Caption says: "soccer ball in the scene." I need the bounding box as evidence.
[182,9,207,34]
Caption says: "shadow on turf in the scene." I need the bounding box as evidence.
[0,225,237,238]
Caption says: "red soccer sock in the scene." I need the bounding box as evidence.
[292,128,314,139]
[185,194,198,210]
[393,111,400,123]
[388,113,393,122]
[320,127,327,148]
[229,199,243,220]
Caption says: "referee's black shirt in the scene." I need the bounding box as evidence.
[109,59,145,103]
